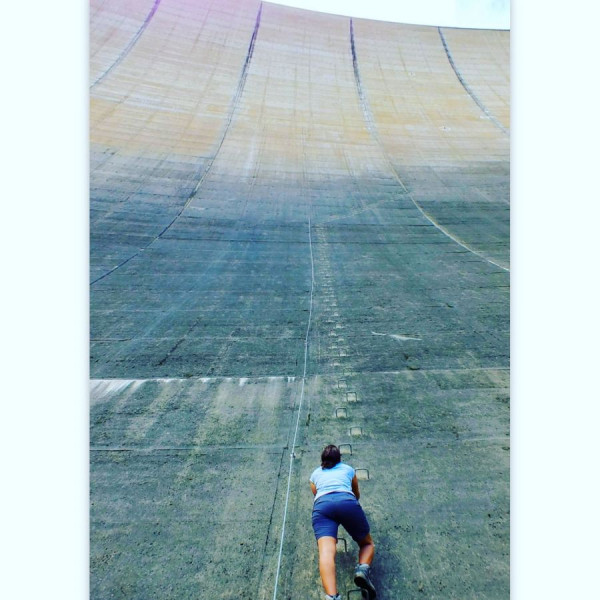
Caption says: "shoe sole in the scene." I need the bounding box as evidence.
[354,573,376,598]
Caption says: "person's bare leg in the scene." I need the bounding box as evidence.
[355,534,377,597]
[357,533,375,565]
[317,536,338,596]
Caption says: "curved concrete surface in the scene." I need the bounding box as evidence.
[90,1,509,598]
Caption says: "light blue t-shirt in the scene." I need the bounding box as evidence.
[310,462,355,501]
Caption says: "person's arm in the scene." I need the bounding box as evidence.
[310,481,317,496]
[351,474,360,500]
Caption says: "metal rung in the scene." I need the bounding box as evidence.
[356,468,370,480]
[350,426,363,436]
[348,589,369,599]
[339,443,352,455]
[346,391,358,403]
[335,407,348,418]
[336,537,348,552]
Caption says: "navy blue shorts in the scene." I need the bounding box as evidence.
[312,492,370,542]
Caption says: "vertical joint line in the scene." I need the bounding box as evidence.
[91,0,162,88]
[438,27,508,135]
[184,0,264,204]
[350,19,377,139]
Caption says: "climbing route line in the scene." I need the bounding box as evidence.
[272,216,315,600]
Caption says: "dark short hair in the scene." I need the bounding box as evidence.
[321,444,341,469]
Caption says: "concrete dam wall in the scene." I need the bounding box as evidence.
[90,1,509,598]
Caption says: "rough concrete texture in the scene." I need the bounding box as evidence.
[90,1,509,598]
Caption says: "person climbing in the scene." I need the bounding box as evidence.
[309,444,376,600]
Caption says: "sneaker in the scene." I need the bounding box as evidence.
[354,564,376,598]
[324,595,342,600]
